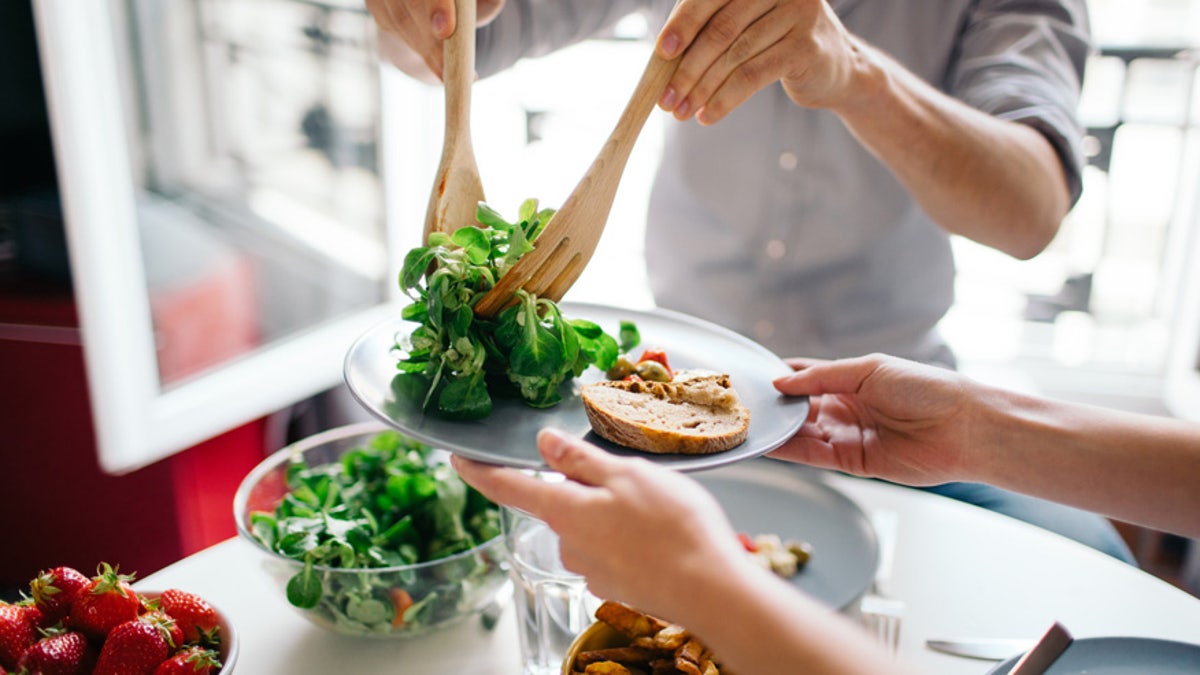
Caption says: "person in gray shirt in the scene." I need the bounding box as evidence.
[368,0,1135,563]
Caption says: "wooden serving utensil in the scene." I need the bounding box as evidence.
[423,0,485,241]
[1008,621,1073,675]
[472,51,680,318]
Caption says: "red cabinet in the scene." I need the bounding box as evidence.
[0,281,266,589]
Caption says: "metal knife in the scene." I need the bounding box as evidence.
[926,637,1036,661]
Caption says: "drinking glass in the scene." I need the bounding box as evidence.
[502,505,600,675]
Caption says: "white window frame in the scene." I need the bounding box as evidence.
[32,0,411,474]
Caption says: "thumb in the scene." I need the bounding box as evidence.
[773,355,879,397]
[424,0,457,40]
[538,428,622,487]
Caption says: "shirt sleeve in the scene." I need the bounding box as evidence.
[946,0,1093,205]
[475,0,664,77]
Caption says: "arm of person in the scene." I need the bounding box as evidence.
[771,355,1200,540]
[654,0,1089,260]
[451,429,911,675]
[971,380,1200,540]
[830,46,1073,260]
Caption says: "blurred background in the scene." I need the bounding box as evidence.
[1,0,1197,599]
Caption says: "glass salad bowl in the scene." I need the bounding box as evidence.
[233,422,508,639]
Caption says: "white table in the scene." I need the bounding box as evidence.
[139,472,1200,674]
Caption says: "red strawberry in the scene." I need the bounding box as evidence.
[139,610,183,651]
[157,590,218,645]
[30,567,90,625]
[150,646,222,675]
[0,603,39,670]
[93,618,171,675]
[16,630,96,675]
[23,604,49,632]
[69,563,140,640]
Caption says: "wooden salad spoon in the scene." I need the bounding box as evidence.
[423,0,485,241]
[472,51,680,318]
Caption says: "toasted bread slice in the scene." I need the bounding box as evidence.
[581,374,751,455]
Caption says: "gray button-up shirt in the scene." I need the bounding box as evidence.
[477,0,1091,365]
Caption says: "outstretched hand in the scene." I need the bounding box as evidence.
[769,354,980,486]
[450,429,752,620]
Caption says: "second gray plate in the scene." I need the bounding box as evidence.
[696,459,879,611]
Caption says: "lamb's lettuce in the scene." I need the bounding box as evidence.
[395,199,639,419]
[247,430,503,635]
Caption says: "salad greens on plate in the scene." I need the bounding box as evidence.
[247,429,504,637]
[396,198,639,419]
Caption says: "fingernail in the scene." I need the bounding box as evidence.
[431,11,448,37]
[696,107,713,125]
[660,86,677,109]
[659,33,680,59]
[675,99,690,119]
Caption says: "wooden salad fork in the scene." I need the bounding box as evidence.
[472,51,680,318]
[423,0,485,241]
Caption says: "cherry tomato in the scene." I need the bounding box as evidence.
[389,588,414,627]
[737,532,758,553]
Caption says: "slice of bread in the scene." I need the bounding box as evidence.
[581,374,751,455]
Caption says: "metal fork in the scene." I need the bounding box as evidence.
[860,510,905,655]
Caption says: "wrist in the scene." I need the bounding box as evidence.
[667,548,764,627]
[828,36,891,118]
[968,382,1057,485]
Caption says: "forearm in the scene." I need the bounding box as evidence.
[674,558,908,675]
[832,40,1069,260]
[969,384,1200,539]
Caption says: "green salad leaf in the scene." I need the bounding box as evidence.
[395,199,640,419]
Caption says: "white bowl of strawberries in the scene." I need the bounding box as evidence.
[1,562,237,675]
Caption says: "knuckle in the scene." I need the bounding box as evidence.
[727,32,756,63]
[670,64,699,98]
[731,59,761,89]
[706,12,742,46]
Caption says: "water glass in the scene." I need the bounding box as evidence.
[502,506,600,675]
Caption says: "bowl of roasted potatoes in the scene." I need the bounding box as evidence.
[562,600,726,675]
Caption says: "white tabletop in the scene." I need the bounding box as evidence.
[138,472,1200,674]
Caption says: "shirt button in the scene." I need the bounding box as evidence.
[754,320,775,340]
[765,239,786,259]
[778,152,798,171]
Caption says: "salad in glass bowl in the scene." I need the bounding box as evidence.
[233,422,507,638]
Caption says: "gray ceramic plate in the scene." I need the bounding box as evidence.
[695,459,879,611]
[987,637,1200,674]
[343,302,808,472]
